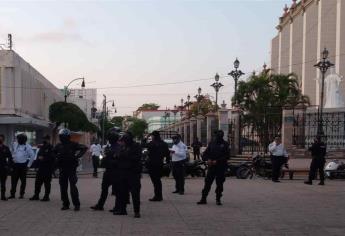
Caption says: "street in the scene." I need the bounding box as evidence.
[0,175,344,236]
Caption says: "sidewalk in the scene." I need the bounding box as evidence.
[0,176,344,236]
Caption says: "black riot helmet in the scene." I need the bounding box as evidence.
[17,133,28,145]
[214,130,224,142]
[58,128,71,144]
[107,128,120,144]
[120,131,134,146]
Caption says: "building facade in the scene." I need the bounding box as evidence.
[271,0,345,106]
[134,109,185,133]
[66,88,97,121]
[0,50,63,145]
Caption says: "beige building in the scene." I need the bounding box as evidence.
[271,0,345,106]
[0,50,63,145]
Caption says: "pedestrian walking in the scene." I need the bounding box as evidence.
[115,132,142,218]
[146,131,170,202]
[90,129,121,211]
[191,137,202,160]
[268,136,288,183]
[304,136,326,185]
[197,130,230,205]
[90,140,102,178]
[0,134,12,201]
[9,133,35,199]
[171,134,187,195]
[29,135,55,202]
[54,129,87,211]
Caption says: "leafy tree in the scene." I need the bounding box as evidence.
[49,102,98,132]
[235,72,309,136]
[110,116,124,129]
[187,95,216,116]
[138,103,160,111]
[127,118,148,139]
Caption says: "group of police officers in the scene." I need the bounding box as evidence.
[0,126,326,218]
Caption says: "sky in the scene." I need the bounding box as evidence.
[0,0,291,116]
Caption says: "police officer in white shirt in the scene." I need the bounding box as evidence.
[9,133,35,199]
[170,134,187,195]
[90,140,102,178]
[268,136,288,183]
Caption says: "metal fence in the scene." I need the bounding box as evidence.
[293,109,345,149]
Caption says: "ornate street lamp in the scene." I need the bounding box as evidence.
[179,98,184,118]
[210,73,224,111]
[164,110,170,128]
[64,77,85,102]
[172,105,178,122]
[314,48,334,136]
[228,58,244,106]
[187,94,191,111]
[194,87,202,114]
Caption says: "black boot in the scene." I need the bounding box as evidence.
[216,197,222,206]
[197,196,207,205]
[29,195,40,201]
[41,196,50,202]
[1,195,7,201]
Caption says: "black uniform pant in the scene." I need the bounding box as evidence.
[202,166,226,200]
[117,174,141,213]
[92,155,100,175]
[308,158,325,182]
[172,160,185,193]
[34,170,52,197]
[148,164,163,199]
[59,169,80,207]
[193,150,200,160]
[11,163,28,197]
[97,171,113,208]
[271,156,285,181]
[0,169,7,197]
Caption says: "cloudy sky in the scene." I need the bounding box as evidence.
[0,0,291,115]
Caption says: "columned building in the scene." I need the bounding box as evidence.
[271,0,345,106]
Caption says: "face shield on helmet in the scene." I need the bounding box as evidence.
[107,129,120,144]
[58,129,71,143]
[120,131,134,145]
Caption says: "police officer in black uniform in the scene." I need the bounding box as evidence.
[115,132,142,218]
[147,131,170,202]
[30,135,55,201]
[54,129,87,211]
[0,134,12,201]
[304,135,326,185]
[90,129,121,211]
[197,130,230,205]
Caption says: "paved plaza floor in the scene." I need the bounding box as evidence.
[0,175,344,236]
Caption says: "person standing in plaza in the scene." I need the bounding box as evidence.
[197,130,230,205]
[268,136,288,183]
[191,137,202,160]
[54,129,87,211]
[115,132,142,218]
[9,133,35,199]
[171,134,187,195]
[146,131,170,202]
[90,129,121,211]
[89,140,102,178]
[29,135,55,202]
[304,136,326,185]
[0,134,12,201]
